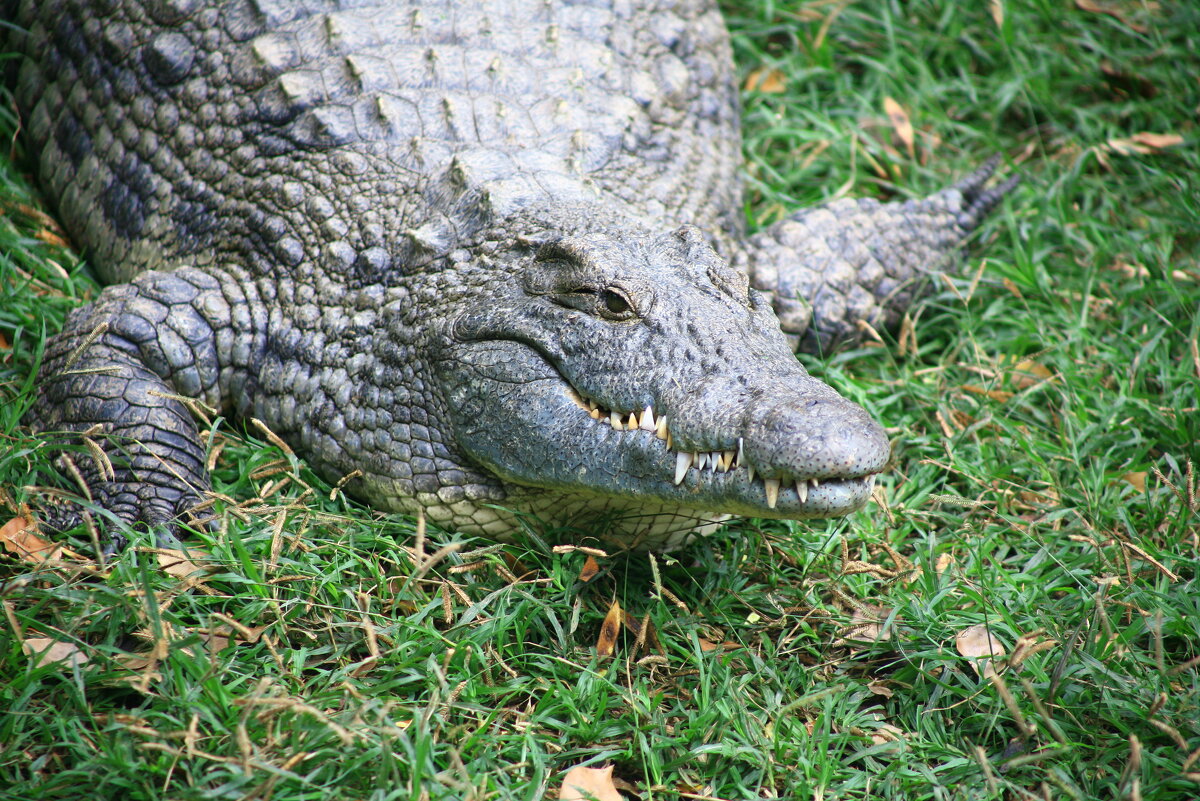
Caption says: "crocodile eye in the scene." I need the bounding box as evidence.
[601,289,631,316]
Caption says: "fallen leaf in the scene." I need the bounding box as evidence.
[870,722,907,744]
[596,599,622,657]
[1074,0,1149,33]
[622,611,663,656]
[837,604,894,649]
[989,0,1004,28]
[23,636,88,668]
[883,96,914,157]
[697,637,740,653]
[154,547,213,579]
[559,765,625,801]
[1100,62,1158,99]
[1010,359,1054,390]
[867,680,894,698]
[578,555,602,583]
[200,623,268,653]
[1121,472,1147,492]
[961,384,1014,403]
[0,517,62,563]
[744,67,786,93]
[956,624,1007,675]
[1130,132,1184,149]
[1107,132,1185,155]
[934,553,956,573]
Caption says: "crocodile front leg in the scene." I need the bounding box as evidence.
[738,160,1017,353]
[30,268,262,551]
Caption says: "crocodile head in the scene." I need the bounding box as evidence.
[434,222,890,549]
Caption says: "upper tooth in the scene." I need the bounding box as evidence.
[764,479,780,509]
[810,478,820,488]
[695,452,708,471]
[720,450,735,471]
[795,480,807,503]
[639,406,656,432]
[709,451,721,472]
[655,416,669,440]
[674,451,693,484]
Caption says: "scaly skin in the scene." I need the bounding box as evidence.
[6,0,1011,550]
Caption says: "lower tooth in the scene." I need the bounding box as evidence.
[764,479,780,509]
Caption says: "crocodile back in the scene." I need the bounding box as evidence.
[8,0,745,284]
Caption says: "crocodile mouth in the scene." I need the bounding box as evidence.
[565,386,878,511]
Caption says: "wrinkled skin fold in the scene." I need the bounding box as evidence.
[6,0,1011,550]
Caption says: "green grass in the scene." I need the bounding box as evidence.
[2,1,1199,799]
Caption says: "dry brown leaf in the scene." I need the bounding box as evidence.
[1010,359,1055,390]
[0,517,62,563]
[23,636,88,668]
[867,681,894,698]
[201,624,268,653]
[870,722,907,744]
[934,553,956,574]
[883,97,914,157]
[154,547,213,579]
[956,624,1007,676]
[0,330,8,349]
[559,764,626,801]
[1130,132,1184,149]
[596,599,622,657]
[961,384,1014,403]
[837,604,894,648]
[621,611,663,656]
[696,637,740,653]
[1074,0,1149,33]
[1121,472,1148,492]
[989,0,1004,27]
[1107,132,1184,155]
[744,67,786,93]
[578,555,602,583]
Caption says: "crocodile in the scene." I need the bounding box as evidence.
[6,0,1011,551]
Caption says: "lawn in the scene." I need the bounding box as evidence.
[1,1,1198,799]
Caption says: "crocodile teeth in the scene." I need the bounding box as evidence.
[655,415,669,440]
[626,410,639,429]
[609,410,623,430]
[567,387,588,410]
[795,480,807,504]
[747,464,755,483]
[589,407,603,420]
[720,449,736,471]
[639,406,656,432]
[695,452,708,471]
[810,477,820,489]
[764,478,781,509]
[674,451,693,485]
